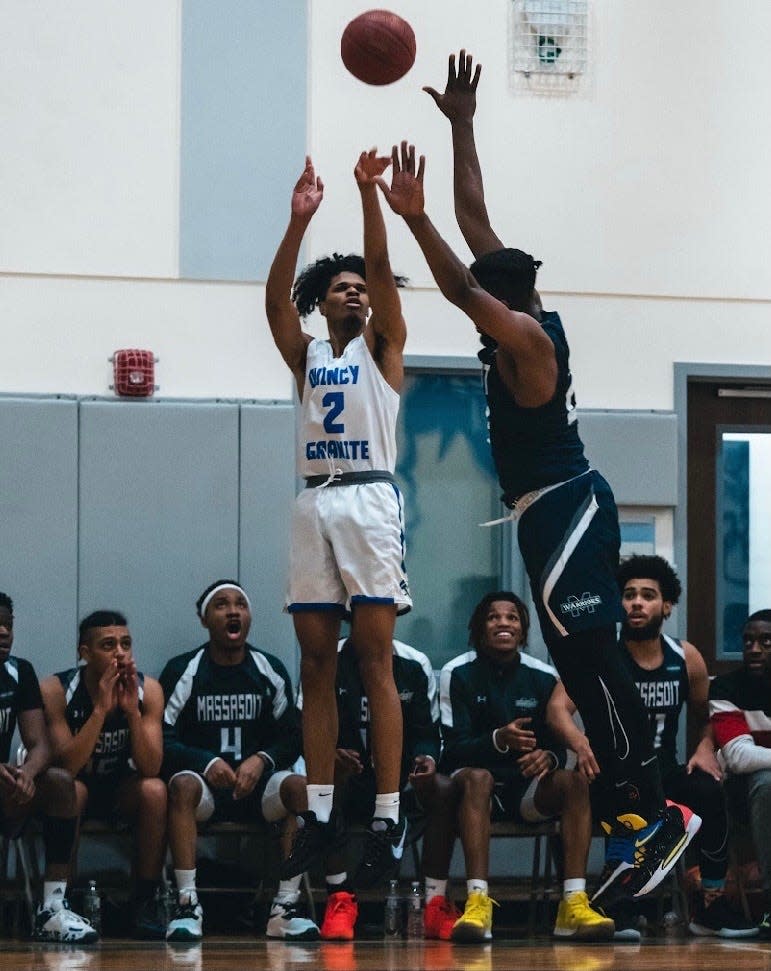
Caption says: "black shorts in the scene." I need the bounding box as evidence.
[490,775,545,823]
[517,470,624,643]
[208,773,271,825]
[80,774,135,825]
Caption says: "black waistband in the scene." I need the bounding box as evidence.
[304,470,396,489]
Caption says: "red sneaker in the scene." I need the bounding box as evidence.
[320,891,358,941]
[424,895,461,940]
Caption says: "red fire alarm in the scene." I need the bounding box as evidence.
[111,349,157,397]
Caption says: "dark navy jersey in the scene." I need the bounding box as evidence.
[0,657,43,764]
[478,311,589,501]
[439,649,565,778]
[160,644,300,778]
[297,639,440,789]
[55,666,144,782]
[621,634,688,778]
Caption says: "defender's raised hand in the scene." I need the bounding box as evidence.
[291,155,324,219]
[376,141,425,219]
[354,148,391,187]
[423,49,481,123]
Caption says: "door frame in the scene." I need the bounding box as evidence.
[675,362,771,670]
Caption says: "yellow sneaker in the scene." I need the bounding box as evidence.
[553,891,615,941]
[451,890,494,942]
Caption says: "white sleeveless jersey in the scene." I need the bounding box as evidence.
[298,334,400,476]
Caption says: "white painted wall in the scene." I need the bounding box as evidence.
[2,1,770,408]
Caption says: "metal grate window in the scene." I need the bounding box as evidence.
[511,0,588,81]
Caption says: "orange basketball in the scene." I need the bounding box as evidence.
[341,9,416,86]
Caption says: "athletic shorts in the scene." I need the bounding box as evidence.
[80,773,136,825]
[168,768,286,825]
[286,480,411,614]
[491,775,552,824]
[516,470,624,642]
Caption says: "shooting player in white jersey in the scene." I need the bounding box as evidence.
[265,150,411,889]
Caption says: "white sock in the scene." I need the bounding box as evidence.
[275,874,303,903]
[425,877,447,901]
[307,784,334,824]
[374,792,400,824]
[174,869,197,901]
[467,879,488,895]
[326,872,347,886]
[43,881,67,910]
[563,878,586,898]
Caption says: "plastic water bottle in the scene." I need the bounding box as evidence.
[384,879,401,938]
[82,879,102,934]
[406,881,424,940]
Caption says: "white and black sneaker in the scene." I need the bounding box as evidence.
[166,893,203,942]
[265,897,320,940]
[353,816,407,890]
[32,898,99,944]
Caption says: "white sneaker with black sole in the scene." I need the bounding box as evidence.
[265,898,320,940]
[166,893,203,942]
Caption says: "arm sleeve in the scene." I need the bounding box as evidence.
[251,656,302,771]
[720,734,771,774]
[159,660,220,778]
[407,659,441,764]
[440,667,506,770]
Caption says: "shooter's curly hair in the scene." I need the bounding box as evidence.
[292,252,407,319]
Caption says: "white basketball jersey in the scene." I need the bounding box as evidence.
[298,334,400,476]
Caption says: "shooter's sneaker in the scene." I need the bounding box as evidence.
[553,891,615,941]
[424,894,461,940]
[166,893,203,942]
[280,811,335,880]
[353,816,406,890]
[451,890,494,942]
[688,893,759,938]
[320,891,358,941]
[265,898,320,941]
[32,900,99,944]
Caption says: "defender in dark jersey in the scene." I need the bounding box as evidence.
[0,592,95,944]
[41,609,167,939]
[282,636,440,940]
[420,592,612,942]
[551,556,755,937]
[710,609,771,937]
[379,51,699,904]
[160,581,310,942]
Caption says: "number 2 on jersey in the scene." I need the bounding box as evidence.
[322,392,345,433]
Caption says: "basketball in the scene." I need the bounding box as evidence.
[341,9,416,86]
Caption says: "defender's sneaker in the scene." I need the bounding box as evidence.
[320,891,358,941]
[166,893,203,942]
[688,893,759,938]
[553,891,615,941]
[630,800,702,898]
[266,898,320,941]
[451,890,494,942]
[281,811,335,880]
[353,817,406,890]
[424,894,461,940]
[591,801,702,905]
[32,900,99,944]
